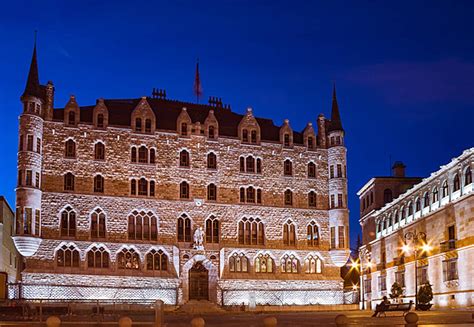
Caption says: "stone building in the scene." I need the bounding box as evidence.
[12,43,350,306]
[359,149,473,309]
[0,196,20,288]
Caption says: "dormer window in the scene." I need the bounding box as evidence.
[97,114,104,128]
[208,125,215,139]
[284,134,290,147]
[242,129,249,143]
[135,118,142,132]
[308,136,314,149]
[145,119,152,133]
[251,130,257,143]
[181,123,187,136]
[68,111,76,126]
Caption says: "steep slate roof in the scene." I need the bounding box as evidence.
[53,98,306,144]
[22,43,47,100]
[327,85,343,132]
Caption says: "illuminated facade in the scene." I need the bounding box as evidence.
[12,43,350,305]
[359,148,473,309]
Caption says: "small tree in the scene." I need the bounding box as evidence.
[390,282,404,303]
[417,283,433,304]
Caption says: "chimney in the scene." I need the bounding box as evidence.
[392,161,406,177]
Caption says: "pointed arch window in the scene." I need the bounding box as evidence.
[284,159,293,176]
[205,215,219,243]
[308,191,317,207]
[146,249,168,271]
[56,244,80,267]
[242,129,248,143]
[180,181,189,199]
[93,175,104,193]
[135,118,142,132]
[207,183,217,201]
[207,152,217,169]
[65,139,76,158]
[130,179,137,195]
[256,189,262,204]
[281,254,299,273]
[442,181,449,198]
[453,174,460,192]
[60,206,76,237]
[150,180,155,197]
[415,198,421,212]
[117,248,140,270]
[91,208,106,239]
[283,220,296,246]
[246,156,255,173]
[308,162,316,178]
[284,189,293,206]
[94,142,105,160]
[138,146,148,163]
[145,119,152,133]
[423,192,430,208]
[305,255,322,274]
[64,173,75,191]
[179,150,190,167]
[138,178,148,196]
[87,246,109,268]
[239,187,245,203]
[256,158,262,173]
[408,202,413,216]
[131,147,137,163]
[177,214,192,242]
[229,253,248,272]
[238,217,264,245]
[465,167,472,185]
[432,187,439,202]
[150,148,156,164]
[246,186,255,203]
[128,210,158,241]
[307,221,319,246]
[239,157,245,172]
[255,253,273,273]
[400,206,406,220]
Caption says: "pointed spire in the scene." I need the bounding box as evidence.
[193,58,203,104]
[22,31,42,99]
[329,83,343,132]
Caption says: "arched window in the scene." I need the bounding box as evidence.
[181,122,187,136]
[94,142,105,160]
[60,206,76,237]
[128,210,158,241]
[284,159,293,176]
[238,217,264,245]
[255,253,273,273]
[283,220,296,246]
[208,125,215,139]
[256,189,262,204]
[408,202,413,216]
[56,244,80,267]
[415,198,421,212]
[246,186,255,203]
[423,192,430,208]
[145,119,152,133]
[256,158,262,173]
[138,178,148,196]
[442,181,449,198]
[394,210,399,224]
[68,111,76,126]
[284,133,290,147]
[246,156,255,173]
[117,248,140,270]
[150,180,155,197]
[177,214,192,242]
[130,179,137,195]
[146,249,168,271]
[281,254,298,273]
[180,181,189,199]
[138,146,148,163]
[131,147,137,163]
[307,221,319,246]
[239,187,245,203]
[207,183,217,201]
[91,208,106,239]
[207,152,217,169]
[205,215,219,243]
[64,173,75,191]
[400,206,406,220]
[87,246,109,268]
[432,187,439,203]
[308,162,316,178]
[383,189,393,204]
[150,148,156,164]
[229,253,248,272]
[284,189,293,206]
[135,118,142,132]
[65,139,76,158]
[242,129,248,143]
[453,174,460,192]
[179,150,190,167]
[251,130,257,143]
[94,175,104,193]
[305,255,322,274]
[465,167,472,185]
[308,191,317,207]
[239,157,245,172]
[307,136,314,149]
[97,114,104,128]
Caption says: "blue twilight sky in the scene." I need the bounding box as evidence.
[1,1,473,248]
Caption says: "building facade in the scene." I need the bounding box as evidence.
[0,196,20,287]
[12,44,350,306]
[359,149,473,309]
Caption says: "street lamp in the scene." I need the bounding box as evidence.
[403,230,431,310]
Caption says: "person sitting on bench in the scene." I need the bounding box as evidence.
[372,296,390,317]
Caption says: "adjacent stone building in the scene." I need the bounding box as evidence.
[12,43,350,305]
[359,149,473,309]
[0,196,20,288]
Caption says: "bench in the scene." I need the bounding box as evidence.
[374,301,413,317]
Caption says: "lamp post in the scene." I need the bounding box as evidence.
[403,230,428,310]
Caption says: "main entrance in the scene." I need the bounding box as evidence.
[189,262,209,300]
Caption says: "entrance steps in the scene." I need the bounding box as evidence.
[175,300,226,314]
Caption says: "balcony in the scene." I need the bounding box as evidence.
[440,239,456,252]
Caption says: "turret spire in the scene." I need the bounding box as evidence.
[22,32,42,99]
[329,83,343,132]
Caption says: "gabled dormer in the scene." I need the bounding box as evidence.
[64,95,80,127]
[93,98,109,129]
[177,107,192,137]
[131,97,155,134]
[279,119,293,148]
[303,122,316,150]
[238,107,260,144]
[204,109,219,140]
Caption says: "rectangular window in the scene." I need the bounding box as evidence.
[35,172,40,188]
[35,209,40,236]
[395,270,405,288]
[18,170,23,186]
[27,135,33,151]
[330,165,334,178]
[24,208,32,235]
[337,164,342,178]
[364,278,372,294]
[330,194,335,208]
[26,170,32,186]
[330,226,336,249]
[378,275,387,291]
[338,194,343,208]
[417,265,429,285]
[36,137,41,154]
[338,226,345,248]
[19,135,24,151]
[443,259,458,281]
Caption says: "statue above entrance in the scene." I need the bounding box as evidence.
[193,226,204,250]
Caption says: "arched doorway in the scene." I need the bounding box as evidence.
[189,262,209,300]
